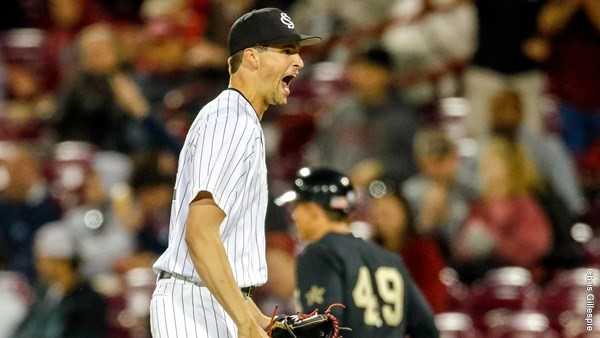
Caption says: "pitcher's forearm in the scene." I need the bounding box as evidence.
[187,227,252,326]
[245,298,271,328]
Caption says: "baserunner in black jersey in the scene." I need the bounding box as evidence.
[276,167,439,338]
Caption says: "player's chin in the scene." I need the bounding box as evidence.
[271,95,288,106]
[274,87,290,105]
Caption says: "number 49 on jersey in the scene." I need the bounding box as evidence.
[352,266,405,327]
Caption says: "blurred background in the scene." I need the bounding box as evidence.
[0,0,598,337]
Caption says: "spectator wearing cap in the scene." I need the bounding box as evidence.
[0,142,62,281]
[12,222,107,338]
[402,128,475,255]
[308,46,419,179]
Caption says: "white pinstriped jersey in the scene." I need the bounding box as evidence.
[153,88,269,288]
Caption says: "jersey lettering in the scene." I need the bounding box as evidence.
[352,266,405,327]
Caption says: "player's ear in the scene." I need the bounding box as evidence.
[308,203,328,222]
[243,48,261,70]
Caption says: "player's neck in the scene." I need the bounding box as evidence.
[229,76,267,119]
[326,222,352,236]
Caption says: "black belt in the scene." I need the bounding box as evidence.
[158,271,255,298]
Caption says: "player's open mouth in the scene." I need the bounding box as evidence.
[281,74,296,95]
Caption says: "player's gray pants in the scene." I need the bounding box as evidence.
[150,278,238,338]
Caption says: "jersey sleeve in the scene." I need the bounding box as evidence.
[401,264,439,338]
[189,109,257,215]
[296,244,345,316]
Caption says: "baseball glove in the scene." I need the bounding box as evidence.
[267,304,349,338]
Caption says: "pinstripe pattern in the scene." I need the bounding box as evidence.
[150,279,239,337]
[151,89,268,337]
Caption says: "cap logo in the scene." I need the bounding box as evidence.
[280,13,295,29]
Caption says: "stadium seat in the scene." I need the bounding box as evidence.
[435,312,481,338]
[439,267,470,311]
[584,239,600,268]
[488,311,559,338]
[465,267,540,332]
[539,268,600,336]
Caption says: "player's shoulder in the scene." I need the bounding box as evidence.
[328,233,407,268]
[318,232,383,253]
[365,241,411,275]
[318,232,362,250]
[299,236,346,270]
[191,90,259,131]
[202,90,254,117]
[300,233,363,264]
[300,238,337,259]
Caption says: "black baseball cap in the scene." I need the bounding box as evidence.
[228,8,321,56]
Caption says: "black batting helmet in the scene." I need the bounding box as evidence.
[275,167,356,214]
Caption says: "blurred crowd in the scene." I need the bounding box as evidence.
[0,0,598,337]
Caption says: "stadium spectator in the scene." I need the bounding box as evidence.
[0,142,62,281]
[60,151,135,278]
[489,88,586,216]
[524,0,600,156]
[453,138,552,282]
[308,46,419,178]
[367,174,450,313]
[465,0,545,136]
[135,17,193,107]
[402,128,475,254]
[291,0,392,40]
[43,0,107,90]
[0,237,30,338]
[488,89,586,269]
[12,222,107,338]
[2,62,56,140]
[54,23,150,152]
[134,16,228,143]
